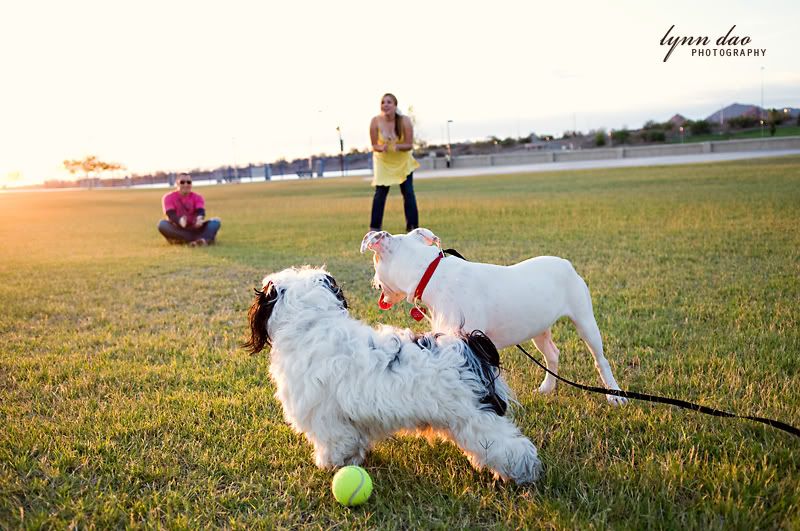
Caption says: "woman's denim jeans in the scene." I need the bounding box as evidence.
[369,173,419,231]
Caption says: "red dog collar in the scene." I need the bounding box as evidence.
[410,252,444,321]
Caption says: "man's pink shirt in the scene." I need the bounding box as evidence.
[162,191,205,226]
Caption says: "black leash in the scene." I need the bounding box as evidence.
[516,343,800,439]
[441,247,799,439]
[442,248,466,260]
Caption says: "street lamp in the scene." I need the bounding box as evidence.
[231,136,238,182]
[760,66,765,121]
[309,109,323,176]
[336,126,344,177]
[446,120,453,168]
[679,126,684,144]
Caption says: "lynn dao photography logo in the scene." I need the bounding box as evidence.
[660,25,766,62]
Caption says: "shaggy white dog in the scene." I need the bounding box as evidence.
[361,228,627,406]
[244,266,542,484]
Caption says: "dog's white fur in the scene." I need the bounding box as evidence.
[361,228,627,406]
[246,266,542,483]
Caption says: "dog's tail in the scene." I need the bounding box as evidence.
[464,331,509,416]
[241,283,277,355]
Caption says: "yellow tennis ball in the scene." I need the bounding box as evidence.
[331,466,373,506]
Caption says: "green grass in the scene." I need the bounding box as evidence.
[669,126,800,143]
[1,156,799,529]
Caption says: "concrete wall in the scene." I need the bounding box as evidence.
[554,148,620,162]
[417,136,800,170]
[709,137,800,153]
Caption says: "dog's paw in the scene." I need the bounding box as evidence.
[606,394,628,406]
[537,381,557,395]
[342,451,367,467]
[314,456,336,470]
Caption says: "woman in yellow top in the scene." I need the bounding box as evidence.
[369,93,420,232]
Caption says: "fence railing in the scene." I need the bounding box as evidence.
[417,136,800,170]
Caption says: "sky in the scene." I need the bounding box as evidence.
[1,0,798,185]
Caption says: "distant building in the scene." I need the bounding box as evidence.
[706,103,764,124]
[668,114,687,128]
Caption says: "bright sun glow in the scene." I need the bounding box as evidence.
[1,0,797,186]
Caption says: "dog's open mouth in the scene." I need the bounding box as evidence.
[377,284,404,310]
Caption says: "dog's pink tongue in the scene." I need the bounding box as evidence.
[378,292,394,310]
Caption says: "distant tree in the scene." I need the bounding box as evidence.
[594,131,606,147]
[2,170,23,187]
[500,136,517,147]
[643,120,672,131]
[642,130,666,143]
[405,104,427,150]
[688,120,711,136]
[768,108,784,126]
[797,113,800,126]
[728,116,758,129]
[63,155,125,186]
[611,128,630,144]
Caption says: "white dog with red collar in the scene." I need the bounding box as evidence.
[361,228,627,406]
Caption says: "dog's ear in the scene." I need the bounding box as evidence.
[242,281,279,354]
[466,330,501,368]
[465,330,507,417]
[409,228,440,247]
[360,230,389,253]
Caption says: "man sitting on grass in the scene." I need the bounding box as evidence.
[157,173,221,246]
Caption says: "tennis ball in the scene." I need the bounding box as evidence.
[331,466,373,506]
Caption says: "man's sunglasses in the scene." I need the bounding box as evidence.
[179,180,192,184]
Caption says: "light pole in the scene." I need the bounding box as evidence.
[231,136,238,182]
[446,120,453,168]
[309,109,323,175]
[336,126,344,177]
[760,66,765,121]
[679,126,684,144]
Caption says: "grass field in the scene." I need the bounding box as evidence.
[1,156,799,529]
[669,126,800,143]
